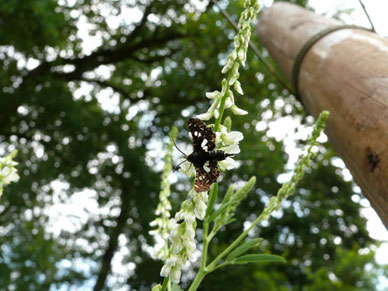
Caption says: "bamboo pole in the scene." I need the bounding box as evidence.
[257,2,388,228]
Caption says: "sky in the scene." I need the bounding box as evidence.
[42,0,388,289]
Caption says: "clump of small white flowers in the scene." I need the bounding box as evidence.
[150,127,178,260]
[197,0,260,125]
[159,189,208,283]
[0,150,19,199]
[189,189,208,220]
[160,199,198,283]
[216,123,243,171]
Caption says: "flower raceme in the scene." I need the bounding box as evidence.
[160,193,203,283]
[156,0,261,286]
[0,151,19,199]
[196,1,260,124]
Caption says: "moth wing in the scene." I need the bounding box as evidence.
[188,118,216,151]
[194,161,219,192]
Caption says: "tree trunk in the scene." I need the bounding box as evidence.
[257,2,388,229]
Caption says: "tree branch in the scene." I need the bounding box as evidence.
[0,27,188,130]
[47,31,186,81]
[357,0,376,33]
[128,47,181,64]
[130,1,154,39]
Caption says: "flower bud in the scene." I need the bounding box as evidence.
[234,80,244,95]
[206,91,220,99]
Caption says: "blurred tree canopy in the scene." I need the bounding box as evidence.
[0,0,386,290]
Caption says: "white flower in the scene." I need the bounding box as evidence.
[184,223,195,238]
[234,80,244,95]
[160,264,171,277]
[171,241,184,254]
[222,131,244,145]
[196,111,213,121]
[224,97,233,109]
[184,239,196,254]
[214,109,219,119]
[238,49,246,66]
[206,91,221,100]
[233,36,240,48]
[168,218,178,230]
[219,157,238,170]
[185,211,196,224]
[166,255,178,266]
[230,104,248,115]
[170,267,181,283]
[194,199,207,219]
[229,73,239,86]
[221,79,228,95]
[148,229,159,236]
[179,161,194,177]
[0,165,19,184]
[221,62,232,74]
[231,50,238,60]
[220,143,240,154]
[191,190,208,220]
[149,218,160,228]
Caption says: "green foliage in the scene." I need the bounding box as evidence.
[0,0,72,56]
[0,150,19,198]
[226,238,263,261]
[213,176,256,228]
[232,254,285,264]
[0,0,385,290]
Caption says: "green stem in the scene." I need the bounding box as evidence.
[161,276,169,291]
[188,221,209,290]
[188,219,212,291]
[212,261,228,271]
[214,76,232,132]
[201,222,209,270]
[190,213,267,291]
[188,268,207,291]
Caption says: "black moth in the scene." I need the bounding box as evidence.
[174,118,233,192]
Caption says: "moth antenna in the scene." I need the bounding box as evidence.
[173,160,187,172]
[173,139,186,156]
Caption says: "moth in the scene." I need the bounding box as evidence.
[174,118,234,192]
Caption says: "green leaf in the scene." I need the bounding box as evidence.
[226,238,263,261]
[205,202,231,224]
[232,254,286,264]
